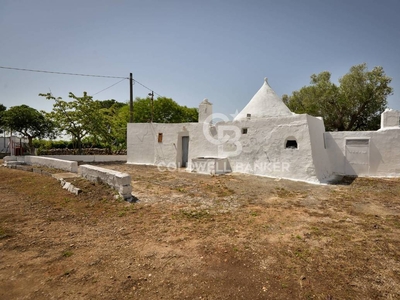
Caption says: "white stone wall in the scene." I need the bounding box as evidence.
[127,114,329,183]
[79,164,132,200]
[226,115,321,182]
[306,115,334,182]
[42,155,127,163]
[16,155,79,173]
[127,122,219,168]
[127,123,157,164]
[325,130,400,177]
[381,109,400,129]
[198,99,213,123]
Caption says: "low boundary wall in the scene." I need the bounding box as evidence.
[79,164,132,200]
[42,155,127,163]
[4,155,78,173]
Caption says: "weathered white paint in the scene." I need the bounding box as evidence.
[127,78,400,183]
[325,130,400,177]
[127,114,331,183]
[198,99,213,123]
[234,78,292,121]
[79,164,132,200]
[191,157,232,174]
[227,114,329,183]
[380,108,400,130]
[127,122,219,168]
[4,155,78,173]
[42,155,127,163]
[306,115,333,182]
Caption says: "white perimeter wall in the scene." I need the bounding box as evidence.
[325,129,400,177]
[42,155,127,162]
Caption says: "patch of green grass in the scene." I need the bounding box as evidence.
[249,211,259,217]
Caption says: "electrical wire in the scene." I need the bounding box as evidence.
[0,65,127,79]
[0,65,163,97]
[133,81,162,97]
[91,78,127,96]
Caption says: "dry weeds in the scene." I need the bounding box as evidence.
[1,162,400,299]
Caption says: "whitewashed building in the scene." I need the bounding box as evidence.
[127,78,400,183]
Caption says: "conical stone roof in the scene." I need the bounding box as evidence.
[234,78,292,121]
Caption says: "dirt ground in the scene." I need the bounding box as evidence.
[1,161,400,300]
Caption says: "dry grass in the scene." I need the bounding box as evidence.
[1,163,400,299]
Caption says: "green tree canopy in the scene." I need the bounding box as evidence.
[96,99,126,110]
[40,92,98,154]
[2,104,56,153]
[0,104,6,133]
[132,97,198,123]
[283,63,393,131]
[40,92,127,153]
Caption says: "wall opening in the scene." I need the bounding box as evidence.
[158,133,163,143]
[285,139,298,149]
[181,136,189,168]
[246,114,251,120]
[345,138,370,176]
[242,128,248,134]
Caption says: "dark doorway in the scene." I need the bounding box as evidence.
[182,136,189,168]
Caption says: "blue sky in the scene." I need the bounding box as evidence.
[1,0,399,117]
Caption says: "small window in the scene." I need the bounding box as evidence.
[246,114,251,120]
[158,133,163,143]
[286,140,297,149]
[242,128,248,134]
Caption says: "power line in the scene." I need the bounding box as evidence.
[0,65,162,97]
[0,65,127,79]
[92,78,127,96]
[134,81,162,97]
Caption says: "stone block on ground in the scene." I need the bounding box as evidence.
[79,164,132,200]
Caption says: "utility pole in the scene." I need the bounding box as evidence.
[148,91,154,123]
[129,73,133,123]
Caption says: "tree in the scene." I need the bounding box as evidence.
[132,97,198,123]
[40,92,99,154]
[41,92,127,153]
[96,99,125,110]
[0,104,6,133]
[283,63,393,131]
[2,105,56,153]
